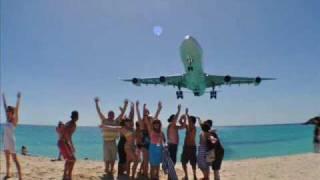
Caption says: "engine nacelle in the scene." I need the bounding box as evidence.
[159,76,166,83]
[132,78,139,85]
[255,76,261,85]
[224,75,231,83]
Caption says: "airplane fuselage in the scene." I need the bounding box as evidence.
[180,35,206,96]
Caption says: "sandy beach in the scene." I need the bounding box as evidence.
[1,153,320,180]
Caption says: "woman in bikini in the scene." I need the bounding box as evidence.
[143,102,165,180]
[101,107,139,179]
[135,100,162,177]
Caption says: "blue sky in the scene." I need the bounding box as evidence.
[1,0,319,126]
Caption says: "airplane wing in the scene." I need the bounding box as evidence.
[205,74,275,87]
[123,75,186,88]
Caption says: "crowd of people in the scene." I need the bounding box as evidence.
[1,93,229,180]
[53,98,225,180]
[94,98,224,180]
[2,93,320,180]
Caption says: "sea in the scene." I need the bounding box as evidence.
[0,124,315,161]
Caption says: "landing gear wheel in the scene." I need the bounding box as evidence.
[210,91,217,99]
[176,91,183,99]
[187,66,193,71]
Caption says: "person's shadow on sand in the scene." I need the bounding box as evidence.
[100,174,116,180]
[100,174,149,180]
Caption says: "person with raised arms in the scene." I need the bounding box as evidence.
[181,108,198,180]
[94,98,128,175]
[135,100,162,177]
[117,102,135,176]
[167,104,185,166]
[101,102,139,180]
[2,92,22,180]
[143,102,165,180]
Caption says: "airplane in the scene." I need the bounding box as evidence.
[123,35,275,99]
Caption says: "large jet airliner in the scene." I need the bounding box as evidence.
[123,35,275,99]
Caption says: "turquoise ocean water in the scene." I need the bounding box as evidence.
[0,124,314,161]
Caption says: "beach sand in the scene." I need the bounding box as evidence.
[1,153,320,180]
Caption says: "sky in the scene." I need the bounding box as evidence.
[1,0,320,126]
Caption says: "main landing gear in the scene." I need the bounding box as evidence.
[210,86,217,99]
[176,87,183,99]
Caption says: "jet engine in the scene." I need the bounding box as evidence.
[224,75,231,83]
[255,76,261,85]
[132,78,139,85]
[159,76,166,83]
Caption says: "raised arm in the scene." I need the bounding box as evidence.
[154,101,162,120]
[143,105,153,134]
[136,101,142,122]
[116,99,129,121]
[14,92,21,125]
[94,97,107,122]
[185,108,192,130]
[128,102,134,121]
[2,93,8,120]
[2,93,8,110]
[172,104,181,124]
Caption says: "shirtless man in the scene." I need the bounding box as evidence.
[58,111,79,180]
[95,98,128,175]
[181,109,197,180]
[167,104,185,165]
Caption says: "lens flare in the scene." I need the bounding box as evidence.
[153,26,163,36]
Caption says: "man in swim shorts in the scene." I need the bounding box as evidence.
[181,109,197,180]
[59,111,79,180]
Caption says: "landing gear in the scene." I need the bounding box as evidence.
[187,66,193,71]
[176,86,183,99]
[210,91,217,99]
[176,90,183,99]
[210,86,217,99]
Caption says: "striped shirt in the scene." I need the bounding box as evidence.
[101,119,119,141]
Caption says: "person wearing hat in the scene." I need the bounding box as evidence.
[58,110,79,180]
[304,116,320,153]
